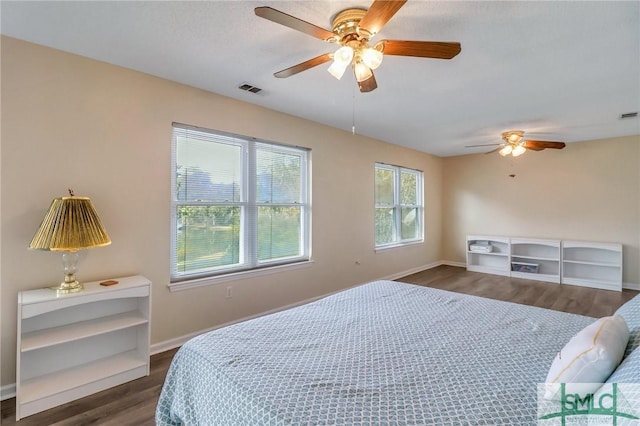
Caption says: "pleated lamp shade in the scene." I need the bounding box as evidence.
[29,195,111,293]
[29,196,111,251]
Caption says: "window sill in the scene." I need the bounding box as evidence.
[168,260,315,292]
[375,239,424,253]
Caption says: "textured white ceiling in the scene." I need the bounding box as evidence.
[2,1,639,157]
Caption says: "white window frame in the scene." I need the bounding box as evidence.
[170,123,311,290]
[374,163,424,250]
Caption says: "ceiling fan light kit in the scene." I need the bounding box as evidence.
[360,44,384,69]
[327,46,354,79]
[499,130,526,157]
[498,144,528,157]
[354,60,373,82]
[255,1,461,93]
[498,144,513,157]
[504,130,524,144]
[466,130,566,157]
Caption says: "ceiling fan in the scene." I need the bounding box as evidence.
[255,1,461,93]
[465,131,566,157]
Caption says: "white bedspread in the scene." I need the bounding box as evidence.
[156,280,594,425]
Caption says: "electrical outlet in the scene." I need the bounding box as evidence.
[226,286,233,299]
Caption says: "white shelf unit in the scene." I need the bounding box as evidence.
[562,241,623,291]
[466,235,511,277]
[510,238,561,283]
[466,236,622,290]
[16,275,151,420]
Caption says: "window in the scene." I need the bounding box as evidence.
[374,163,423,248]
[171,123,310,282]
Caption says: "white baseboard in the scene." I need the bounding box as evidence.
[151,261,457,356]
[149,296,341,355]
[7,260,634,402]
[151,283,366,355]
[378,261,445,281]
[151,283,369,355]
[458,260,640,291]
[3,261,455,402]
[1,383,15,401]
[440,260,466,268]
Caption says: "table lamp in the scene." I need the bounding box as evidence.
[29,190,111,293]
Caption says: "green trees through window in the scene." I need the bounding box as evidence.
[375,163,423,247]
[172,124,310,280]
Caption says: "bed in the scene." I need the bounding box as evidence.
[156,280,640,425]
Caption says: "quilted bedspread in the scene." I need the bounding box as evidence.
[156,280,594,425]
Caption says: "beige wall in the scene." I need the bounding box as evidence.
[3,35,639,391]
[0,37,442,387]
[442,136,640,285]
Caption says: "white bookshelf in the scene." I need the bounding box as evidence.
[466,235,511,277]
[16,275,151,420]
[510,238,561,283]
[466,236,622,290]
[562,241,623,291]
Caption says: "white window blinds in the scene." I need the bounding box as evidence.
[171,123,310,281]
[374,163,423,248]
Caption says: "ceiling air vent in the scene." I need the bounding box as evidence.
[620,112,638,119]
[238,83,263,94]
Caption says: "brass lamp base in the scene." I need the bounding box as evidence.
[51,281,84,294]
[51,251,84,294]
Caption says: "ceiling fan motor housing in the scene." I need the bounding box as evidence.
[331,8,370,42]
[502,130,525,145]
[255,1,461,93]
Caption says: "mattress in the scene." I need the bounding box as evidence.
[156,280,595,425]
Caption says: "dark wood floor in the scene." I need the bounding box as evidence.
[2,265,637,425]
[400,264,638,318]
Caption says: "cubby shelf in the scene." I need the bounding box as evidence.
[510,238,561,283]
[16,275,151,420]
[466,236,511,277]
[466,236,622,290]
[561,241,622,291]
[21,311,148,352]
[20,350,147,411]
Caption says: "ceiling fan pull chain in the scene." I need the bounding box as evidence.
[352,85,356,135]
[508,157,517,178]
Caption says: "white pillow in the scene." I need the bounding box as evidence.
[544,315,629,399]
[614,294,640,357]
